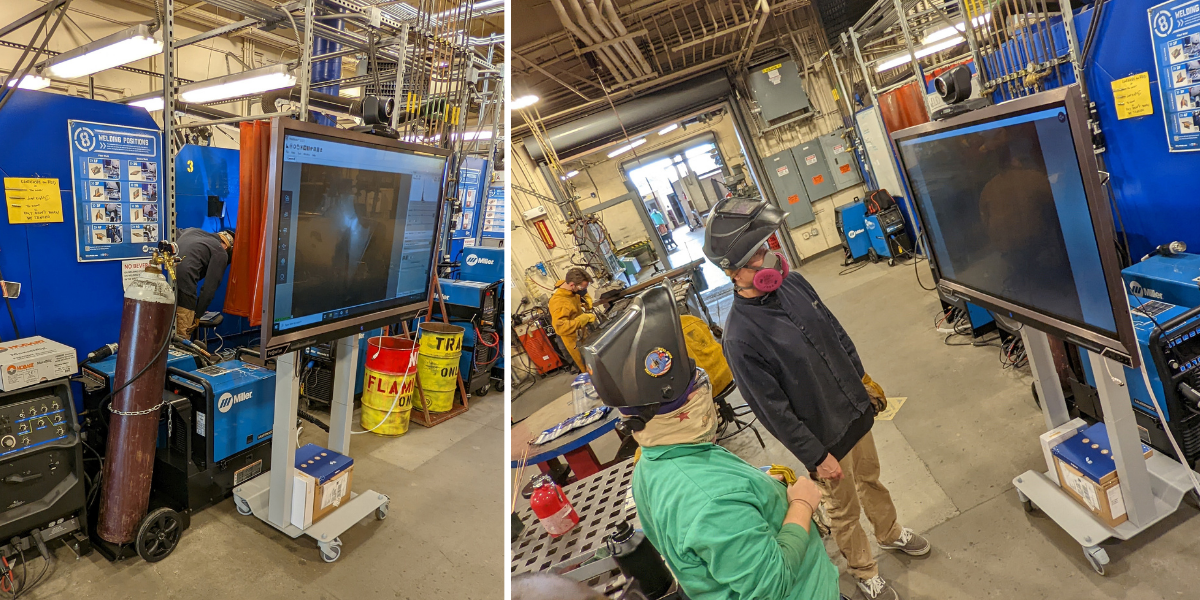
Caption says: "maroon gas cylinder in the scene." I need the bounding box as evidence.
[97,264,176,544]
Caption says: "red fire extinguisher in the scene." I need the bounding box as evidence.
[529,475,579,537]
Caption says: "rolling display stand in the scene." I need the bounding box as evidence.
[1013,328,1198,575]
[231,335,389,563]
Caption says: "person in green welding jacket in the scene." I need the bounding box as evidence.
[631,373,845,600]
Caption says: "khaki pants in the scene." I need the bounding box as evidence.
[815,430,903,580]
[175,307,199,340]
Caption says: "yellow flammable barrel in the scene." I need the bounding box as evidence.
[360,337,419,435]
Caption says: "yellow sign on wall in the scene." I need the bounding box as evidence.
[4,177,63,224]
[1111,72,1153,120]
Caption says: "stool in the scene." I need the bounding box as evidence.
[714,383,764,448]
[196,312,224,352]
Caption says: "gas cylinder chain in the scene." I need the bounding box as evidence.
[109,400,167,417]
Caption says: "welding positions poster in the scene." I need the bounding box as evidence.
[1150,0,1200,151]
[68,120,164,261]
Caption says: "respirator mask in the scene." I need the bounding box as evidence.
[737,248,790,293]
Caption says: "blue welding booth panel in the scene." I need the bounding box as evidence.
[174,361,276,463]
[837,202,871,260]
[1078,2,1200,262]
[174,145,248,341]
[458,246,504,283]
[0,92,162,410]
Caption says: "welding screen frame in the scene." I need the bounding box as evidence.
[890,85,1138,365]
[259,117,450,355]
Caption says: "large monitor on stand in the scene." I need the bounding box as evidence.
[891,85,1137,365]
[892,86,1197,570]
[234,118,450,562]
[261,118,450,356]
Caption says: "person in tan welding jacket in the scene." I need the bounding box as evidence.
[548,268,595,372]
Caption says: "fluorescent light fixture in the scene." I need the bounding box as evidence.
[43,24,162,79]
[657,123,679,135]
[456,130,493,141]
[6,75,50,90]
[560,170,580,180]
[179,63,296,103]
[607,138,646,158]
[339,87,362,98]
[875,36,967,72]
[921,14,991,45]
[511,94,540,109]
[474,0,504,8]
[117,91,164,112]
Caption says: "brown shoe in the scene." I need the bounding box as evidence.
[879,527,931,556]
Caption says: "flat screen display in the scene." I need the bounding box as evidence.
[269,129,446,340]
[893,89,1131,355]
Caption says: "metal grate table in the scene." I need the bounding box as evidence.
[512,459,639,596]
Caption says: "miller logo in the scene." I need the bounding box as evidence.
[5,365,14,376]
[465,254,495,267]
[218,390,254,413]
[1129,280,1164,300]
[847,228,865,239]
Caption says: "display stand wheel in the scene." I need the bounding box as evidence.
[1083,545,1109,576]
[319,537,342,563]
[136,508,183,563]
[376,503,389,520]
[473,383,491,397]
[235,497,253,516]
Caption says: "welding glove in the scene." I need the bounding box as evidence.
[575,313,597,327]
[862,373,888,415]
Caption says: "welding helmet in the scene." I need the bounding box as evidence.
[703,196,786,271]
[581,283,693,432]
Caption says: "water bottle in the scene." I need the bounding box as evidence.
[571,373,599,413]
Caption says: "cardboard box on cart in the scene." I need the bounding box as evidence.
[1052,422,1153,528]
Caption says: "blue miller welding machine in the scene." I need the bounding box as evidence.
[434,247,504,396]
[157,360,276,513]
[1073,253,1200,467]
[836,202,871,263]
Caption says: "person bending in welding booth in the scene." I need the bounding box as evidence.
[548,267,596,372]
[703,198,929,600]
[173,228,234,340]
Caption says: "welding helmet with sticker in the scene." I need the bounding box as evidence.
[581,283,693,430]
[703,196,787,271]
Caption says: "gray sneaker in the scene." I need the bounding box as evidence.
[856,575,899,600]
[879,527,931,556]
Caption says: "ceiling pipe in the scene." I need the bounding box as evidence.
[582,0,644,78]
[601,0,654,76]
[549,0,628,82]
[564,0,634,81]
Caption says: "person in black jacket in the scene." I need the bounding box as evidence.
[703,197,929,600]
[173,228,234,339]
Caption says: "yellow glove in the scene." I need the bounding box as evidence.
[768,464,797,486]
[576,313,597,326]
[862,373,887,414]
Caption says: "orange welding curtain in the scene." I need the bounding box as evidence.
[222,120,271,327]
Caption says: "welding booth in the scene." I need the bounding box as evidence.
[0,85,483,571]
[870,0,1200,577]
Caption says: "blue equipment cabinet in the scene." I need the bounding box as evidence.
[157,360,275,513]
[836,201,871,262]
[433,247,504,396]
[1075,254,1200,466]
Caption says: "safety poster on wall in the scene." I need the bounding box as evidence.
[481,185,505,240]
[1149,0,1200,151]
[67,120,164,261]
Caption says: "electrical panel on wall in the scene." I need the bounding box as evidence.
[746,58,813,129]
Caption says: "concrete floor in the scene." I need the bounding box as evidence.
[513,250,1200,599]
[27,396,505,600]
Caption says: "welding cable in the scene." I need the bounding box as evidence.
[297,409,330,433]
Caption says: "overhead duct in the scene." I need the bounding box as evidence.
[549,0,629,83]
[582,0,646,79]
[601,0,653,76]
[521,71,732,163]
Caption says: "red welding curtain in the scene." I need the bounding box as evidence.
[222,121,271,327]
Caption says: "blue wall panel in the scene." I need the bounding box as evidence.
[0,91,159,356]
